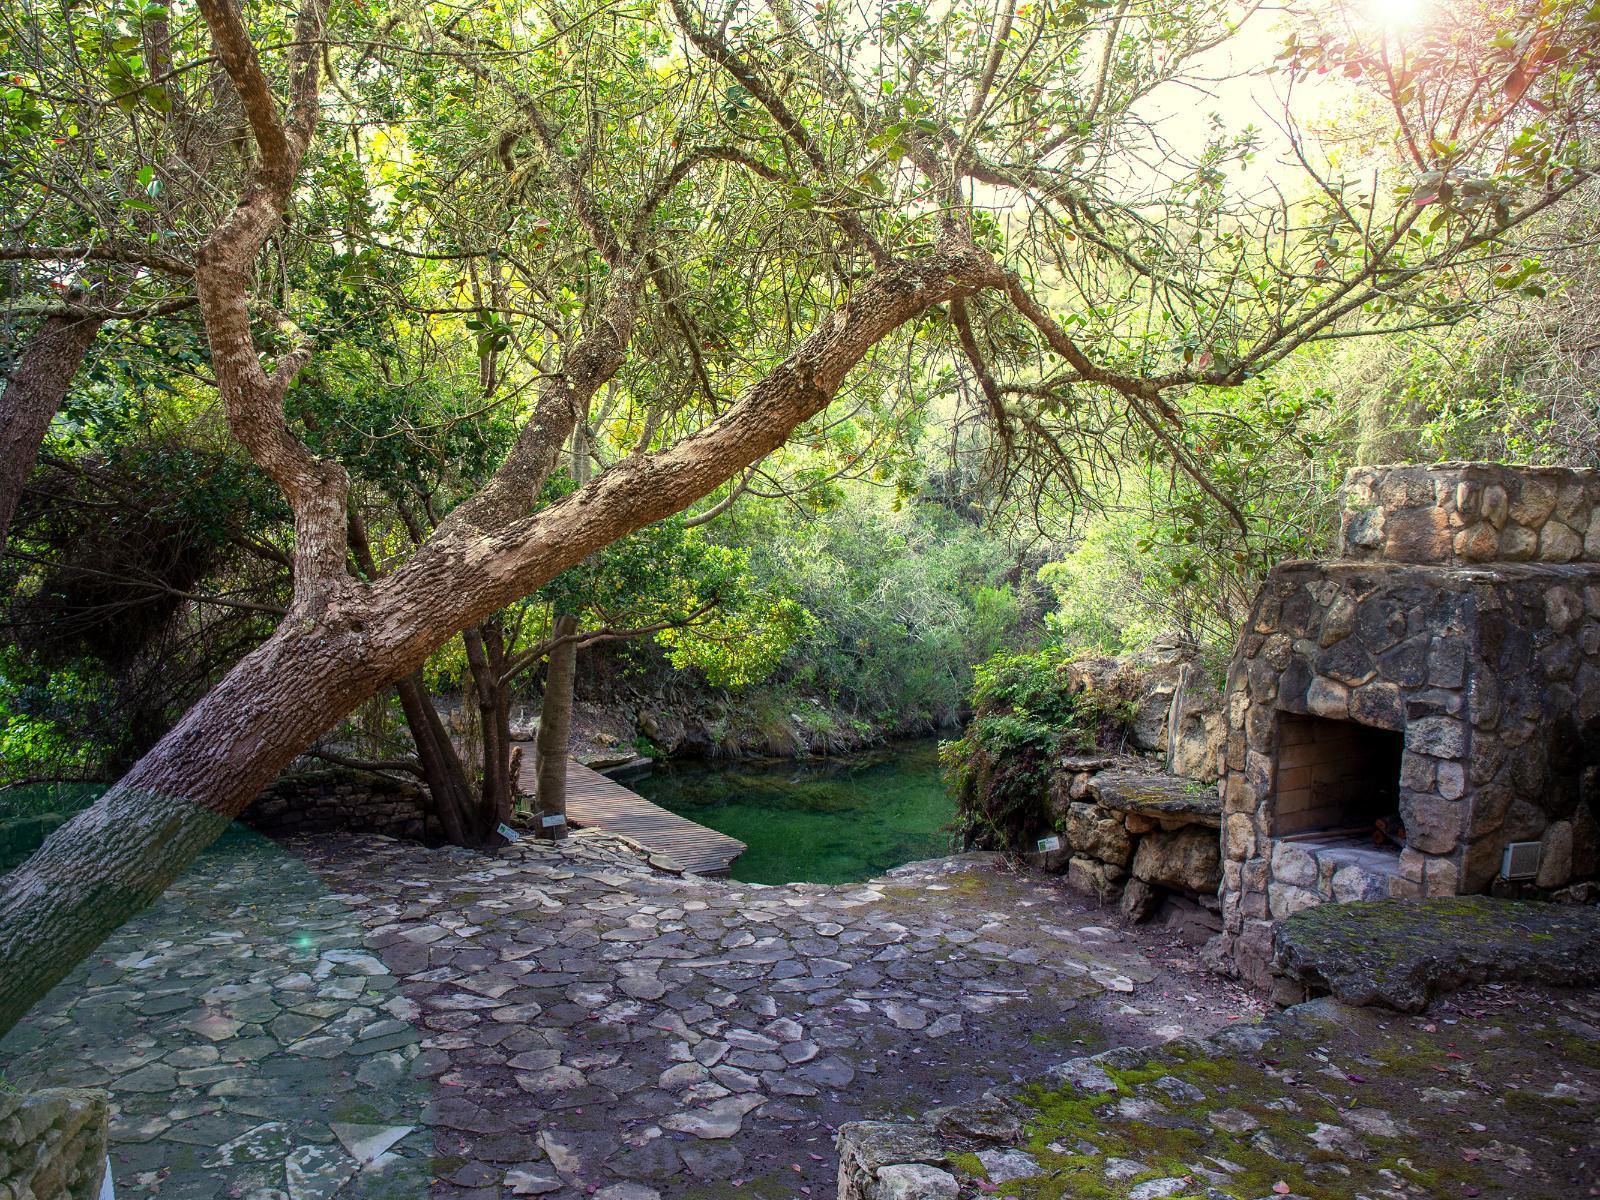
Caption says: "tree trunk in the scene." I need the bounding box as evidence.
[393,672,486,846]
[0,239,999,1036]
[487,626,515,823]
[534,614,578,840]
[0,313,103,556]
[462,623,513,831]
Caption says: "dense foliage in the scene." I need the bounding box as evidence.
[718,496,1031,732]
[0,0,1594,789]
[943,646,1137,850]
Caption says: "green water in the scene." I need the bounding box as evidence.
[628,740,957,884]
[0,782,106,873]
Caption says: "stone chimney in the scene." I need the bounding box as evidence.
[1340,462,1599,565]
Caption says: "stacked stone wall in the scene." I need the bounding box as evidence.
[242,767,431,841]
[0,1088,108,1200]
[1025,757,1224,938]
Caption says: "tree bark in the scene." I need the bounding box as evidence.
[533,614,578,841]
[393,672,482,846]
[462,623,514,831]
[0,314,103,556]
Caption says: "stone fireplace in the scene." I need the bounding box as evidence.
[1215,462,1600,986]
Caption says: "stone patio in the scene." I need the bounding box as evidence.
[837,980,1600,1199]
[0,828,1257,1199]
[0,827,433,1199]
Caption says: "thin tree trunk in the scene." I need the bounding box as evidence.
[462,624,512,831]
[527,422,592,836]
[394,672,483,847]
[534,613,578,840]
[0,313,102,556]
[486,624,515,824]
[352,511,486,849]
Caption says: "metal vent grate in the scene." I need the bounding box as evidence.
[1501,841,1541,880]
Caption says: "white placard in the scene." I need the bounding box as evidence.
[1037,835,1062,853]
[496,822,520,842]
[540,813,568,828]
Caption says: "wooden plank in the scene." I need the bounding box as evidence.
[510,745,744,876]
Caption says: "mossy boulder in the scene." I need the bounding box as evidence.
[1273,895,1600,1012]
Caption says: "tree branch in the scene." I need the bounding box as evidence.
[192,0,348,614]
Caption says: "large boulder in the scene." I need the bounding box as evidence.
[1166,664,1224,782]
[1062,645,1224,776]
[1130,827,1222,893]
[1064,802,1133,867]
[1060,643,1194,754]
[1273,896,1600,1012]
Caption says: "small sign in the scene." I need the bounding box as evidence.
[1037,835,1062,853]
[540,813,568,829]
[496,822,521,842]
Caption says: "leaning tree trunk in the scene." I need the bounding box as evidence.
[0,616,377,1034]
[533,614,579,840]
[0,313,102,556]
[0,234,1000,1036]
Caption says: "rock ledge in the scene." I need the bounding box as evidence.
[1272,895,1600,1012]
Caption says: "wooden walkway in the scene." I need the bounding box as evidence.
[512,747,745,876]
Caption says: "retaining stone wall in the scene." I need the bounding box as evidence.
[242,767,431,841]
[1024,758,1224,938]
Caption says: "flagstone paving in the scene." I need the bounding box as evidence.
[1,828,1257,1200]
[0,826,433,1200]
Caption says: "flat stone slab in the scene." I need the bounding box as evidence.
[841,982,1600,1199]
[1274,895,1600,1012]
[1087,771,1222,828]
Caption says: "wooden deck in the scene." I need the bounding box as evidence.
[513,747,745,876]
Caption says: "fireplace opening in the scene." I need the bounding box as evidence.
[1272,712,1405,843]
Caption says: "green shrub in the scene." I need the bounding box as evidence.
[942,646,1136,851]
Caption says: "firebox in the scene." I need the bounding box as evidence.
[1213,462,1600,988]
[1271,713,1404,840]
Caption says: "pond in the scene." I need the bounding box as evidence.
[627,740,958,885]
[0,782,106,874]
